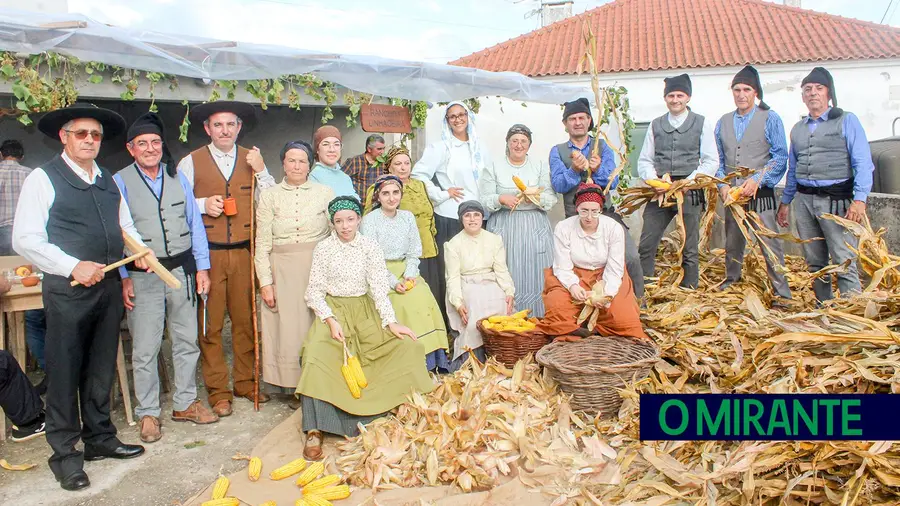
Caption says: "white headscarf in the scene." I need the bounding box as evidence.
[414,101,487,183]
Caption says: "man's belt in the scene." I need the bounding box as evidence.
[747,186,776,213]
[797,179,854,199]
[208,240,251,251]
[126,248,196,274]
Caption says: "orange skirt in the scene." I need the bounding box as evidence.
[538,266,648,340]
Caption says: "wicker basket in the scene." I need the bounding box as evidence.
[476,318,551,367]
[536,336,659,417]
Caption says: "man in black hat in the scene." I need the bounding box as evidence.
[114,112,219,444]
[714,65,792,303]
[176,101,275,417]
[636,73,718,289]
[12,103,151,491]
[776,66,874,302]
[549,97,644,299]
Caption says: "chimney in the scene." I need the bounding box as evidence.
[541,0,573,27]
[784,0,801,7]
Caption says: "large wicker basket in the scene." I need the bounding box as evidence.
[536,336,659,417]
[476,318,551,367]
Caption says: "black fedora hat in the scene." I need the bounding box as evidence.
[189,100,257,129]
[37,102,127,140]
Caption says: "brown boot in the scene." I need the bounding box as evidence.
[303,430,324,461]
[233,390,271,404]
[139,416,161,443]
[211,400,233,417]
[172,400,220,424]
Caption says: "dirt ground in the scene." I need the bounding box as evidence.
[0,322,295,506]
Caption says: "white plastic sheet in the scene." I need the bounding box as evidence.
[0,8,591,104]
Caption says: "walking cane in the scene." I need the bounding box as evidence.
[250,173,261,412]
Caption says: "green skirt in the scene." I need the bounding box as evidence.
[296,294,435,416]
[386,259,449,356]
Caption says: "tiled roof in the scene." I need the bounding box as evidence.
[450,0,900,77]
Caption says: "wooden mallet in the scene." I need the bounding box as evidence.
[70,233,182,289]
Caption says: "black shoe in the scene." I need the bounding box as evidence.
[10,412,45,442]
[59,470,90,491]
[83,443,145,461]
[35,376,48,396]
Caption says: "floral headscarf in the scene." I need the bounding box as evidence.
[328,195,363,221]
[371,174,404,209]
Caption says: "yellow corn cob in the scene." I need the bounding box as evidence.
[248,456,262,482]
[646,179,671,190]
[728,186,743,200]
[512,175,527,192]
[301,497,333,506]
[404,279,414,291]
[211,476,230,500]
[307,485,351,501]
[295,461,326,486]
[201,499,240,506]
[487,315,514,323]
[302,474,342,494]
[258,502,277,506]
[269,458,307,480]
[511,309,530,319]
[341,363,361,398]
[347,355,368,389]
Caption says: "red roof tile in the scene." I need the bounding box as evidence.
[450,0,900,77]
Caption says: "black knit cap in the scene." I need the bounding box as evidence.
[127,112,176,176]
[801,66,837,107]
[663,73,692,96]
[562,97,594,131]
[731,65,769,110]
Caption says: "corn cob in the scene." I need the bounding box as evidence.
[248,456,263,482]
[646,179,671,190]
[302,474,341,494]
[347,355,368,389]
[728,186,743,201]
[201,499,240,506]
[269,458,307,480]
[211,476,230,500]
[341,362,361,399]
[511,309,530,319]
[512,175,527,192]
[295,500,310,506]
[258,502,277,506]
[295,461,326,486]
[306,484,351,500]
[301,496,333,506]
[403,279,414,291]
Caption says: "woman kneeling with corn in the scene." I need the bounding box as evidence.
[362,175,450,373]
[296,196,435,460]
[538,184,648,340]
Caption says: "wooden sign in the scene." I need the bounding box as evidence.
[360,104,412,134]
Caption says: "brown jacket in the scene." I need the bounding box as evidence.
[191,146,253,245]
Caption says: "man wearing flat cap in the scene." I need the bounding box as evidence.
[176,101,275,417]
[714,65,792,303]
[776,67,874,302]
[637,73,718,289]
[550,97,644,299]
[13,103,151,491]
[114,112,218,444]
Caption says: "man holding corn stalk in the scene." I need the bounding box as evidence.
[776,67,874,302]
[714,65,792,302]
[637,74,719,289]
[549,97,644,299]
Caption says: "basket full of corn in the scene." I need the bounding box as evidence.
[476,310,550,367]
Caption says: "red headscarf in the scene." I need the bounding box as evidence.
[574,183,606,209]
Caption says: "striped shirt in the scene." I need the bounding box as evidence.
[342,153,382,199]
[0,159,32,227]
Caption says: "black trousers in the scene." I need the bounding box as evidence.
[43,276,124,479]
[0,350,42,425]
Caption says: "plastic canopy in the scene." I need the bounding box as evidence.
[0,8,592,105]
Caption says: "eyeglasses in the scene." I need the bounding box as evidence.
[320,142,341,150]
[65,129,103,141]
[577,209,603,218]
[446,113,467,122]
[132,139,163,150]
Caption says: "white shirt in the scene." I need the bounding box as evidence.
[176,143,276,214]
[12,152,146,278]
[636,110,719,182]
[414,138,490,220]
[551,215,625,299]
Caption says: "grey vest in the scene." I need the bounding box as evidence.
[117,164,192,258]
[789,112,851,181]
[651,111,704,178]
[719,108,771,180]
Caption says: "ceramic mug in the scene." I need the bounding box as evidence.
[223,197,238,216]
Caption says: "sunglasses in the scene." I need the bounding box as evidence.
[65,129,103,141]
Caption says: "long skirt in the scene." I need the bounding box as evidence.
[296,294,435,433]
[260,241,317,389]
[433,214,463,327]
[538,267,648,340]
[385,260,450,372]
[446,273,508,363]
[486,209,553,317]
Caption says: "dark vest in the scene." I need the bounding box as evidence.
[789,111,851,181]
[651,111,704,178]
[43,154,124,287]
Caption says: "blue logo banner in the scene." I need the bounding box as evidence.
[639,394,896,441]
